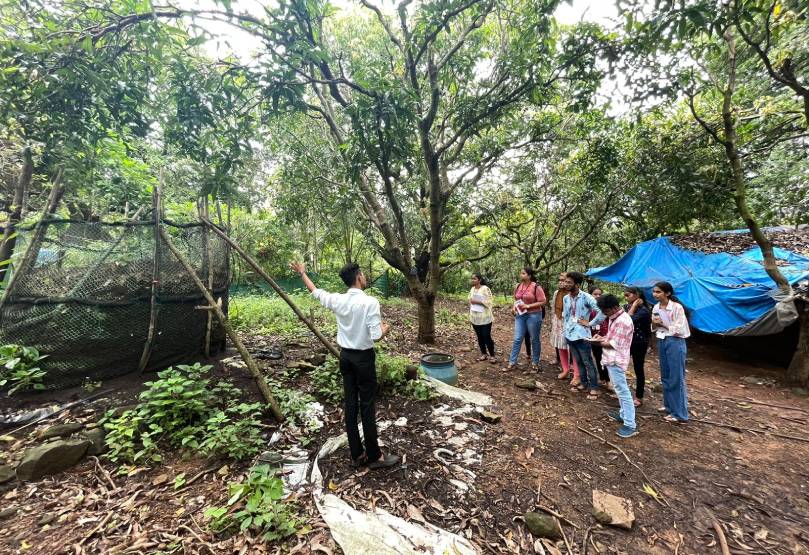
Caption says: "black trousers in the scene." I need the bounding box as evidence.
[339,348,381,462]
[472,323,495,356]
[630,340,648,399]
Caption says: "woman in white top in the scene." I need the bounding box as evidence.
[469,272,496,363]
[651,281,691,423]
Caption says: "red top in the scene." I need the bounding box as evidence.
[514,282,546,314]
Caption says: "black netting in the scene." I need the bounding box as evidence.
[0,220,228,389]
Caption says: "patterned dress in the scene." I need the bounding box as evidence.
[549,289,568,349]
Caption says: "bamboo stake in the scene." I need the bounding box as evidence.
[0,170,64,313]
[158,226,283,421]
[199,216,341,358]
[202,197,214,357]
[138,180,161,373]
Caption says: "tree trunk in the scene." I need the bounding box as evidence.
[721,27,791,294]
[787,298,809,387]
[0,146,33,283]
[415,289,436,344]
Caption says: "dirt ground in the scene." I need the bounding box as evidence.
[1,298,808,554]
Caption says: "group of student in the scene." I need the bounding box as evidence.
[468,268,692,438]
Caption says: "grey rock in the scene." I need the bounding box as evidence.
[592,490,635,529]
[524,512,561,539]
[405,365,419,381]
[742,376,763,385]
[790,387,809,397]
[0,506,17,519]
[38,512,57,525]
[16,439,90,481]
[514,379,538,391]
[0,464,15,484]
[308,353,327,367]
[82,427,106,456]
[37,422,84,440]
[478,410,502,424]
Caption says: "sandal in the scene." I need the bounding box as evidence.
[587,391,600,401]
[506,363,516,371]
[369,453,401,470]
[532,363,541,372]
[488,356,498,364]
[570,384,585,392]
[570,379,581,387]
[477,355,488,362]
[634,398,643,408]
[663,415,684,424]
[557,371,569,380]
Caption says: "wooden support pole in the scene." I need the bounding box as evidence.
[158,226,284,422]
[0,170,64,313]
[202,197,214,357]
[200,216,341,359]
[138,181,161,373]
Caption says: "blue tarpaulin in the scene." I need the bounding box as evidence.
[587,236,809,335]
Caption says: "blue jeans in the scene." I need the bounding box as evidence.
[607,364,636,429]
[568,339,599,390]
[659,336,689,421]
[509,312,542,364]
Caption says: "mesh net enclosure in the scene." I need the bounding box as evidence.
[0,219,229,389]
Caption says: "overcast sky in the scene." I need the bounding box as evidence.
[187,0,627,112]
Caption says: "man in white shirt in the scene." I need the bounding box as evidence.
[289,261,400,470]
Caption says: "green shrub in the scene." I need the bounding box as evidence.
[0,344,47,395]
[205,464,301,541]
[311,358,342,404]
[229,295,336,338]
[311,351,435,403]
[102,363,265,464]
[269,381,321,437]
[377,351,436,401]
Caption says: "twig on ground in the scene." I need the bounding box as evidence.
[556,516,573,555]
[690,417,809,444]
[178,525,217,555]
[8,388,117,435]
[175,463,222,492]
[534,505,579,529]
[90,456,117,492]
[77,511,114,547]
[711,518,731,555]
[576,425,670,507]
[719,397,809,414]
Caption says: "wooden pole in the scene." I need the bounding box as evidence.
[202,197,214,358]
[0,169,64,313]
[138,179,161,373]
[158,226,284,422]
[199,216,341,359]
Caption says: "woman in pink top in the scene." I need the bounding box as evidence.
[507,266,546,371]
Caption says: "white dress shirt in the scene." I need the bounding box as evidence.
[312,287,382,350]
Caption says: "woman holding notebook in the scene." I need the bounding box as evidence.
[507,267,546,371]
[469,272,496,362]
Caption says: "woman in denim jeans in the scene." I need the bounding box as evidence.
[507,267,546,371]
[651,281,691,423]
